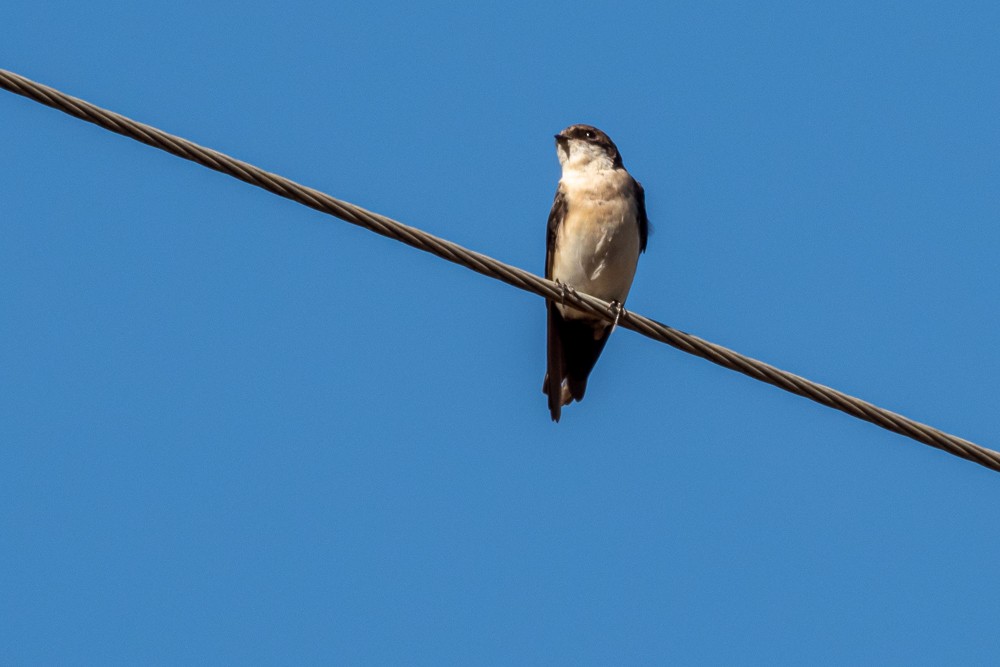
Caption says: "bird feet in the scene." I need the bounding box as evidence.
[609,300,625,332]
[554,279,578,307]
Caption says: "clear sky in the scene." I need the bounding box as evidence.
[3,1,999,664]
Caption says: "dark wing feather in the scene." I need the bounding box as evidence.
[545,187,567,278]
[633,177,649,253]
[545,301,565,421]
[543,187,568,421]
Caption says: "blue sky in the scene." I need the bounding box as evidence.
[3,1,999,664]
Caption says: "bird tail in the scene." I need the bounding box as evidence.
[543,302,612,422]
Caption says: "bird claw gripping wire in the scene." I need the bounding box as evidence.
[554,279,569,307]
[609,300,625,332]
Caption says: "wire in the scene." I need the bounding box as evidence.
[2,67,996,473]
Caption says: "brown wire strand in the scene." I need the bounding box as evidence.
[2,67,996,473]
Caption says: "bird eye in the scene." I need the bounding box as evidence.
[584,130,595,140]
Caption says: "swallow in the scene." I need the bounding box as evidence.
[543,124,649,421]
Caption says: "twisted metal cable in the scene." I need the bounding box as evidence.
[2,67,996,473]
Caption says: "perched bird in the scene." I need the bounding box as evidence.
[542,124,649,421]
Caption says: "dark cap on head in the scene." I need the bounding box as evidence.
[554,124,622,167]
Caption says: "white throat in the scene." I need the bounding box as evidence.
[557,138,616,176]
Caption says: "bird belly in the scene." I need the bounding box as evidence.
[550,200,640,321]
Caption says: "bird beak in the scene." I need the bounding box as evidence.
[554,132,569,147]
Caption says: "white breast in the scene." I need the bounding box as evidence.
[551,167,641,320]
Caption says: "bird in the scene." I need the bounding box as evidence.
[542,124,649,422]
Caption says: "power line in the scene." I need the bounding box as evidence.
[1,67,996,473]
